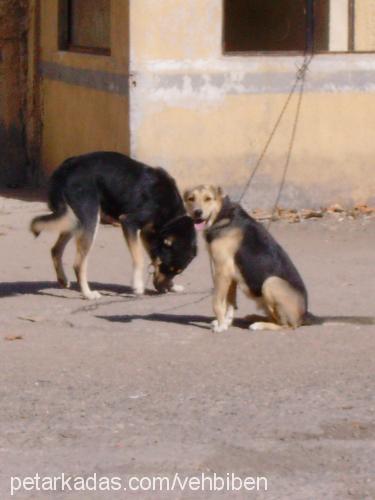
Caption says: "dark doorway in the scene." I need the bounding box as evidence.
[0,0,29,187]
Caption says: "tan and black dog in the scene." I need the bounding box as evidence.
[184,185,308,332]
[31,152,197,299]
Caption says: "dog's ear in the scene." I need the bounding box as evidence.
[211,186,223,199]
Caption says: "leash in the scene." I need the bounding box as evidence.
[237,0,316,223]
[195,54,314,311]
[266,55,311,230]
[238,52,313,219]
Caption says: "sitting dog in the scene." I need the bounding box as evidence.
[31,152,197,299]
[184,185,308,332]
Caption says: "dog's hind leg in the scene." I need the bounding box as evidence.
[225,280,237,327]
[250,276,305,331]
[73,213,101,300]
[51,231,73,288]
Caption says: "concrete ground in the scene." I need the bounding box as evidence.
[0,192,374,499]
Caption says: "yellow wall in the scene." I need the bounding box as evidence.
[130,0,375,208]
[37,0,375,207]
[39,0,129,174]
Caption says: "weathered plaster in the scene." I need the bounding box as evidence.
[27,0,375,208]
[40,61,129,96]
[129,1,375,208]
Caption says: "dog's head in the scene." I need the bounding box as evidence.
[148,215,197,293]
[184,185,223,230]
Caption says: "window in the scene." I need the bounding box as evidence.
[223,0,375,54]
[59,0,111,55]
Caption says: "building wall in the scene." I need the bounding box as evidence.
[0,0,28,186]
[130,0,375,209]
[39,0,130,174]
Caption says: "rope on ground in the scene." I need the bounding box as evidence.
[71,288,212,315]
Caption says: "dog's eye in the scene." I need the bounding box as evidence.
[187,196,195,202]
[164,238,173,247]
[169,267,182,274]
[204,196,212,202]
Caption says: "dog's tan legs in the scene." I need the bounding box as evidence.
[122,227,144,295]
[249,276,305,331]
[211,272,232,333]
[73,220,100,300]
[224,280,237,327]
[51,232,73,288]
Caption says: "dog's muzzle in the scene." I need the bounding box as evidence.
[151,262,173,293]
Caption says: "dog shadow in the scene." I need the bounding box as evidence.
[0,281,158,299]
[96,313,257,331]
[312,315,375,326]
[97,312,375,331]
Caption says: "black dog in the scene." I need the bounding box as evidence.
[31,152,197,299]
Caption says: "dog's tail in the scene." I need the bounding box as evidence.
[303,311,375,326]
[30,166,77,237]
[30,210,78,237]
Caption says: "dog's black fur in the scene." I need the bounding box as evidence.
[206,196,308,304]
[31,152,197,297]
[202,195,309,331]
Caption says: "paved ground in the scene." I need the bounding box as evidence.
[0,192,374,499]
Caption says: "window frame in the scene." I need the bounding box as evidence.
[222,0,372,56]
[58,0,111,56]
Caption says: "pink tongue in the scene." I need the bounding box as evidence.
[194,222,206,231]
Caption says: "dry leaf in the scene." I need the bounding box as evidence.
[353,204,375,214]
[300,209,324,219]
[327,203,345,213]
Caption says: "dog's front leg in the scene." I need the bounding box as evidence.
[169,283,184,293]
[211,271,232,333]
[120,216,145,295]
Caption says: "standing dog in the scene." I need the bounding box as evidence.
[184,185,308,332]
[31,152,197,299]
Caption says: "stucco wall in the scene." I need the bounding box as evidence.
[0,0,28,186]
[130,0,375,208]
[39,0,130,174]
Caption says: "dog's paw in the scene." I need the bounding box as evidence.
[249,321,283,331]
[211,319,228,333]
[58,277,71,289]
[170,284,184,293]
[133,286,144,295]
[224,310,234,327]
[83,290,102,300]
[249,322,263,331]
